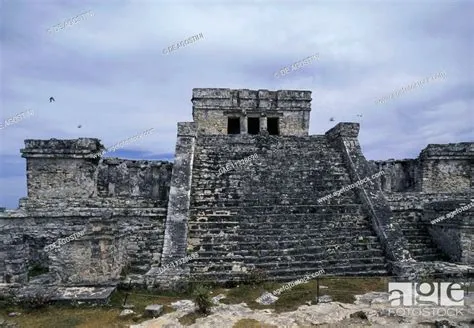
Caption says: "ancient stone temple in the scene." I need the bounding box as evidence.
[1,88,473,300]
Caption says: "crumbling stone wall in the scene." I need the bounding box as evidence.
[420,143,473,193]
[192,88,311,136]
[1,138,173,287]
[1,206,167,286]
[21,139,104,199]
[97,159,172,199]
[371,143,473,194]
[425,200,474,264]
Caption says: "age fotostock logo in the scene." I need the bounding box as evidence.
[388,282,464,307]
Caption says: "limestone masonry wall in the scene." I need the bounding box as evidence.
[419,143,473,193]
[192,88,311,136]
[21,139,104,199]
[97,159,172,199]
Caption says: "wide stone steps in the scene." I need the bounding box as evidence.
[415,254,446,261]
[196,149,336,155]
[191,181,355,191]
[191,196,357,207]
[401,229,433,236]
[395,218,447,262]
[194,238,382,252]
[189,211,367,221]
[190,258,386,273]
[191,179,353,189]
[194,241,383,256]
[191,177,352,189]
[189,137,387,278]
[188,218,369,228]
[190,205,364,215]
[189,228,377,240]
[192,248,384,261]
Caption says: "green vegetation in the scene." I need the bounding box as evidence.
[0,277,389,327]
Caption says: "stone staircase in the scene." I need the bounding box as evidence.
[390,209,448,262]
[187,135,388,282]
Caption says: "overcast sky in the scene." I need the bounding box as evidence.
[0,0,473,209]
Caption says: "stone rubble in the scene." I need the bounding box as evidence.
[131,291,474,328]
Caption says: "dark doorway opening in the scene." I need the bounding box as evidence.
[267,117,279,135]
[227,117,240,134]
[248,117,260,135]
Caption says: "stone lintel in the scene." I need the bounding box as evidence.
[420,143,474,159]
[21,138,104,158]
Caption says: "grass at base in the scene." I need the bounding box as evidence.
[221,277,388,313]
[0,288,188,328]
[0,277,395,327]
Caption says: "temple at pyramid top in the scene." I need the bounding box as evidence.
[191,88,312,136]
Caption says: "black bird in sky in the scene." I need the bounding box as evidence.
[49,97,55,102]
[329,117,335,122]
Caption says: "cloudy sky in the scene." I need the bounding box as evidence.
[0,0,472,209]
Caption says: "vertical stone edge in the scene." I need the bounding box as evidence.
[149,122,197,290]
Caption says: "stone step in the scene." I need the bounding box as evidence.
[410,248,444,257]
[190,183,354,193]
[414,254,446,262]
[401,229,432,236]
[190,204,364,215]
[190,191,357,200]
[189,228,377,240]
[190,257,387,272]
[195,149,341,157]
[191,264,389,278]
[189,212,368,221]
[405,236,436,243]
[188,218,370,228]
[191,181,353,191]
[194,242,384,256]
[407,242,440,249]
[192,250,385,262]
[190,197,358,207]
[194,240,382,256]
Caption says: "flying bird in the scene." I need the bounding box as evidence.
[356,114,363,117]
[77,125,82,128]
[329,117,335,122]
[49,97,55,103]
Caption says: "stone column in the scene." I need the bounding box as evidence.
[260,113,267,135]
[240,114,247,134]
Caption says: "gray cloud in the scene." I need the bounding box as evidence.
[0,0,472,208]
